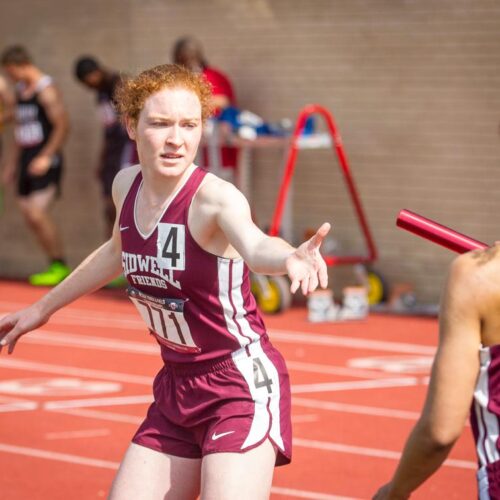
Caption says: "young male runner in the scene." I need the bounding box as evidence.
[1,45,70,285]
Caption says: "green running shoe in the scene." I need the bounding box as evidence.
[105,275,128,289]
[29,261,71,286]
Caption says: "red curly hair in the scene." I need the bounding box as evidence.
[115,64,214,125]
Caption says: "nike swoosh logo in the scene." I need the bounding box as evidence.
[211,430,235,441]
[119,226,129,232]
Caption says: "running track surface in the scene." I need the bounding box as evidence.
[0,281,476,499]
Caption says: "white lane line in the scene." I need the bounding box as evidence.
[0,357,153,385]
[51,408,143,425]
[291,377,419,394]
[292,396,466,429]
[0,357,430,423]
[24,330,159,355]
[271,486,361,500]
[2,301,437,354]
[0,442,119,469]
[0,358,426,422]
[270,330,436,355]
[293,438,476,470]
[48,313,143,330]
[45,394,153,410]
[0,401,38,413]
[0,395,39,413]
[42,386,459,429]
[0,350,408,391]
[0,303,142,329]
[292,397,421,420]
[35,407,475,472]
[45,429,110,440]
[0,357,418,398]
[286,360,399,379]
[0,311,437,357]
[53,408,321,426]
[0,438,354,500]
[0,390,412,430]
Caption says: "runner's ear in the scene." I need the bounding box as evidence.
[125,116,137,140]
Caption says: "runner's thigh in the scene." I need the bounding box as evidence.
[200,438,276,500]
[109,442,201,500]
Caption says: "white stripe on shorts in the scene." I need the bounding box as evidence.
[474,348,500,466]
[478,465,490,500]
[232,339,284,452]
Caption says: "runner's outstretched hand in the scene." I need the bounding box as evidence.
[0,305,49,355]
[286,222,331,295]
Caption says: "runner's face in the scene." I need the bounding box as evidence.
[82,70,103,89]
[130,87,202,178]
[175,42,201,71]
[3,64,26,83]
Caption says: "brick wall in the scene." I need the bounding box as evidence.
[1,0,500,303]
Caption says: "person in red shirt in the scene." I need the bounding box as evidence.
[173,37,238,173]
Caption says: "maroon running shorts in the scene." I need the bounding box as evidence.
[132,335,291,465]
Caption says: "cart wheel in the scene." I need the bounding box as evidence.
[251,275,292,314]
[366,269,388,306]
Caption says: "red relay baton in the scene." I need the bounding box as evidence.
[396,209,488,253]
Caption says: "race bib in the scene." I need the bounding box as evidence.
[127,286,200,353]
[15,122,43,147]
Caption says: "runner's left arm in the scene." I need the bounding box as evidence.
[213,180,330,295]
[28,84,69,175]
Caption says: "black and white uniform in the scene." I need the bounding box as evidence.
[15,75,63,197]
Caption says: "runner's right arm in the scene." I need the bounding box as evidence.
[373,253,482,499]
[0,76,15,126]
[28,84,70,176]
[1,142,19,186]
[0,166,138,354]
[1,78,18,185]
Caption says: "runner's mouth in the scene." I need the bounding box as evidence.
[160,153,183,160]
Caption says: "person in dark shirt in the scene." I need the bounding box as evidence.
[74,56,135,237]
[1,45,70,286]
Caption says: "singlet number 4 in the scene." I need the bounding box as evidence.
[162,227,181,267]
[157,223,185,270]
[253,357,273,393]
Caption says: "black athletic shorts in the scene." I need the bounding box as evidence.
[17,149,63,197]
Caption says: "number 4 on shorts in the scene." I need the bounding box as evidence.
[253,357,273,393]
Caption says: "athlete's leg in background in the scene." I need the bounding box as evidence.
[109,442,202,500]
[17,184,64,259]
